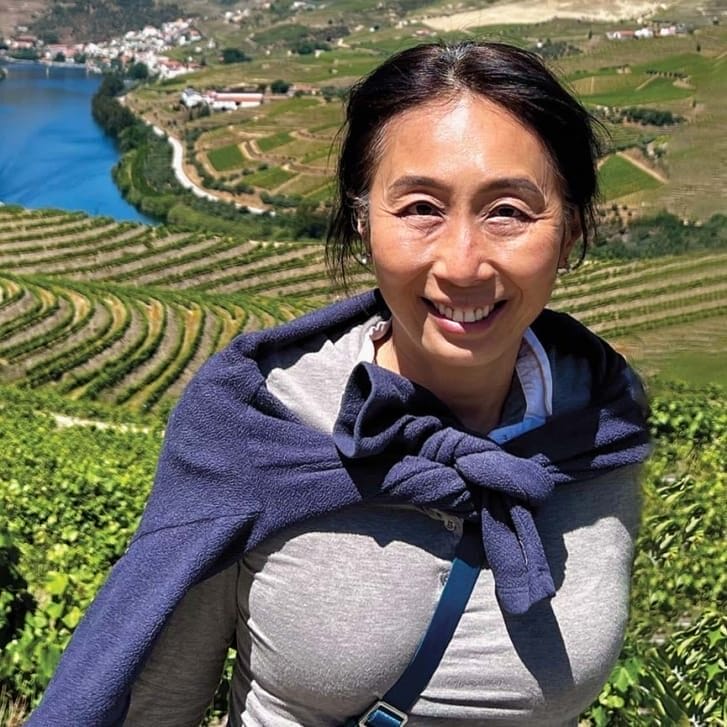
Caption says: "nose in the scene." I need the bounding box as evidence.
[431,217,494,287]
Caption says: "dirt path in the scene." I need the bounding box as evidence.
[616,151,668,184]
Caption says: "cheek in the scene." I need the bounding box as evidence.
[498,244,559,285]
[369,224,427,278]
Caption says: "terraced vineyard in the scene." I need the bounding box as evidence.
[123,24,727,223]
[1,205,726,410]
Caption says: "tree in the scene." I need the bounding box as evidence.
[221,48,251,64]
[129,61,149,80]
[53,51,66,63]
[91,74,137,138]
[270,79,290,94]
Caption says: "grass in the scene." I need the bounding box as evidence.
[662,351,727,388]
[304,181,335,203]
[207,144,244,172]
[280,173,329,196]
[261,96,320,120]
[599,155,663,200]
[276,137,330,161]
[257,131,294,152]
[601,123,655,153]
[570,73,636,98]
[245,166,296,190]
[633,52,714,78]
[301,144,334,165]
[613,315,727,388]
[582,76,694,106]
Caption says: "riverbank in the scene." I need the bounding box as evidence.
[94,77,325,238]
[0,62,153,223]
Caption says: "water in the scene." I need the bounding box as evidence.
[0,62,154,223]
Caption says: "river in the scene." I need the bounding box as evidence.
[0,61,153,223]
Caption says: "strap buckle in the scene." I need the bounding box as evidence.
[358,699,409,726]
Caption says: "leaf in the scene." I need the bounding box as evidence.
[61,605,82,630]
[45,571,69,596]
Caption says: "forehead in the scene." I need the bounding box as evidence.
[372,93,560,190]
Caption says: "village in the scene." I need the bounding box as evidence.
[1,17,208,80]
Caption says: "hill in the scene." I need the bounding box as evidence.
[0,205,725,413]
[28,0,185,43]
[0,202,724,726]
[0,4,725,723]
[112,17,727,226]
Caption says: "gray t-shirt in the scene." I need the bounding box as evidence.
[124,318,640,726]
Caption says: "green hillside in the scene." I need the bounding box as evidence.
[1,5,726,725]
[116,20,727,226]
[1,206,725,413]
[0,208,725,726]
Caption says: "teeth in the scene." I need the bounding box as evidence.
[433,302,493,322]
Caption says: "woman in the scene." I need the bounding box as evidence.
[28,42,650,726]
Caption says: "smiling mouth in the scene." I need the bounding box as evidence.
[427,299,505,323]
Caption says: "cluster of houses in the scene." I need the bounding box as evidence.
[606,23,689,40]
[181,87,264,111]
[180,81,319,112]
[3,18,209,79]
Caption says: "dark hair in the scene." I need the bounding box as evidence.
[326,41,604,283]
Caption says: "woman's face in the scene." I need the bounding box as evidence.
[366,93,576,384]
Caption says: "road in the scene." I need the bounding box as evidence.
[152,126,266,214]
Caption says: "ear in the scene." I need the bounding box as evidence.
[355,213,371,252]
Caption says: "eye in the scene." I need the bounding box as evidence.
[490,204,527,220]
[403,201,440,217]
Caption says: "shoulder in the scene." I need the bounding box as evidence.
[533,309,648,418]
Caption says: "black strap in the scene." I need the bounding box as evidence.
[349,523,484,726]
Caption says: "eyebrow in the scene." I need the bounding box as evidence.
[387,175,544,198]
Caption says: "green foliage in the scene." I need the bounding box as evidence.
[128,62,149,81]
[38,31,58,44]
[30,0,184,43]
[528,38,581,60]
[1,383,723,721]
[600,106,684,127]
[245,165,295,189]
[252,23,348,52]
[598,155,662,200]
[221,48,252,64]
[207,144,244,172]
[8,49,40,61]
[91,75,137,140]
[257,131,293,152]
[252,23,312,46]
[584,385,726,725]
[0,393,163,700]
[270,79,291,94]
[593,212,727,259]
[0,532,34,662]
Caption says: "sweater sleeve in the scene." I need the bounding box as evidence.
[123,563,238,727]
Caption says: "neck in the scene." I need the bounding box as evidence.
[375,336,518,436]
